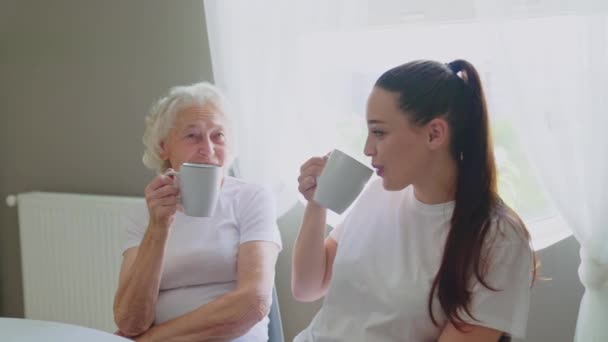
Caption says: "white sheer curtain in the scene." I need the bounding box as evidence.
[205,1,607,339]
[204,0,340,216]
[489,12,608,342]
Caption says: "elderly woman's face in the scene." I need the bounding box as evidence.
[159,104,229,171]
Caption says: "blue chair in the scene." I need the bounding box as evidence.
[268,287,285,342]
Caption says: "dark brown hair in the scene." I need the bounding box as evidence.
[375,59,535,330]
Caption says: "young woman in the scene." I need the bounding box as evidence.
[292,60,535,342]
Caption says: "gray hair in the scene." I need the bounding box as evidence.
[142,82,236,174]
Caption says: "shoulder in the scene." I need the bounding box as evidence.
[123,200,149,251]
[223,176,272,200]
[226,178,282,246]
[482,204,534,271]
[224,177,276,217]
[488,204,532,247]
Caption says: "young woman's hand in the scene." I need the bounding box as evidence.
[297,155,328,203]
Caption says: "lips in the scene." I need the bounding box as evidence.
[372,163,384,176]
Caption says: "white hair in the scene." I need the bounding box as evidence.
[142,82,236,174]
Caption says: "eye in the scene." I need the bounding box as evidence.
[371,129,385,137]
[214,132,226,141]
[184,132,201,140]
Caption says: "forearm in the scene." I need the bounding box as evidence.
[137,289,271,342]
[291,202,329,300]
[114,225,170,335]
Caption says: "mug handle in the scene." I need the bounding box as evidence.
[163,169,183,208]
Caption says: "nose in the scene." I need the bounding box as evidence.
[363,135,375,157]
[198,136,214,156]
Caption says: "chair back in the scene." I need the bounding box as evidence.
[268,287,285,342]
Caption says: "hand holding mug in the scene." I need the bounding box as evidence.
[312,149,373,214]
[144,172,180,229]
[298,155,329,203]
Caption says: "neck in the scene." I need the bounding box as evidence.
[413,153,457,205]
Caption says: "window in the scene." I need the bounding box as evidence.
[205,1,586,249]
[289,16,572,248]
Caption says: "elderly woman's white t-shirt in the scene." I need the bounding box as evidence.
[124,176,282,342]
[295,179,533,342]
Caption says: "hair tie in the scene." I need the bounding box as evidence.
[446,61,468,82]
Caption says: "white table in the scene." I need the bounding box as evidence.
[0,318,131,341]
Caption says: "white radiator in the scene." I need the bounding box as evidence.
[10,191,144,332]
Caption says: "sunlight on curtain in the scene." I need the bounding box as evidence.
[205,1,607,339]
[491,13,608,342]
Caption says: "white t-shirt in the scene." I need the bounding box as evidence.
[295,179,533,342]
[124,176,282,342]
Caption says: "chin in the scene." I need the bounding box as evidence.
[381,177,409,191]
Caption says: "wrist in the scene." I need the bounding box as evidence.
[148,215,172,229]
[147,222,171,238]
[306,201,326,212]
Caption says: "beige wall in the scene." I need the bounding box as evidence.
[0,0,213,317]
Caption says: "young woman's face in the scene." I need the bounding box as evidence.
[364,87,434,191]
[160,104,229,171]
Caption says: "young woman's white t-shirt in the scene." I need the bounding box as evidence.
[123,176,282,342]
[295,179,533,342]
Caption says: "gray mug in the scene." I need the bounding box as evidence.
[313,149,373,214]
[166,163,222,217]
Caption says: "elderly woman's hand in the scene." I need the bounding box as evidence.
[144,171,180,229]
[298,155,329,203]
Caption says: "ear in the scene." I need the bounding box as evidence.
[426,118,449,150]
[159,140,169,160]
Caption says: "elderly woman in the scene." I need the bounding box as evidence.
[113,82,282,342]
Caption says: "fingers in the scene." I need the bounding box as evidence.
[298,154,329,201]
[299,155,328,181]
[144,173,180,228]
[298,175,317,193]
[300,164,325,179]
[145,174,175,195]
[297,163,324,196]
[149,195,179,208]
[145,176,179,205]
[299,157,327,174]
[151,183,179,199]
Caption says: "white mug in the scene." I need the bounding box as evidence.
[165,163,222,217]
[313,149,373,214]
